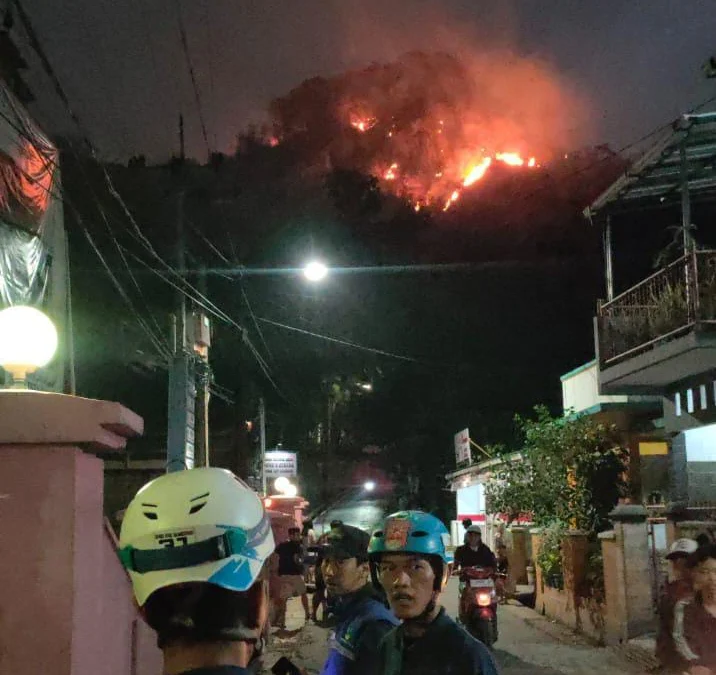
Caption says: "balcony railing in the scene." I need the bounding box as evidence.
[597,250,716,364]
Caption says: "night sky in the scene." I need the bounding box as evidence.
[19,0,716,162]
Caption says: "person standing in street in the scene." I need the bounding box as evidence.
[369,511,499,675]
[657,538,698,671]
[672,544,716,675]
[118,467,275,675]
[319,524,399,675]
[275,526,311,628]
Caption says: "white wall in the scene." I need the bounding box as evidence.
[684,424,716,462]
[456,483,485,518]
[561,361,656,414]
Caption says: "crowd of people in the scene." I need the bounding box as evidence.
[118,467,499,675]
[116,466,715,675]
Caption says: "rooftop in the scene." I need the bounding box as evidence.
[586,111,716,217]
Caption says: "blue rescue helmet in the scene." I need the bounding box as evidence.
[368,510,453,591]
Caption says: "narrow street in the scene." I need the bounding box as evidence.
[265,579,650,675]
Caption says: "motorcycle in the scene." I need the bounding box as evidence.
[458,566,498,647]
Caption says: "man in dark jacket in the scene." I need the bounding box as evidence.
[454,526,497,571]
[319,524,399,675]
[656,537,697,671]
[369,511,499,675]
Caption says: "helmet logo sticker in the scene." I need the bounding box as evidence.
[384,518,411,550]
[154,529,195,548]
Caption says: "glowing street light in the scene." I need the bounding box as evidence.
[274,476,291,493]
[0,306,58,388]
[364,480,376,492]
[303,260,328,283]
[274,476,299,497]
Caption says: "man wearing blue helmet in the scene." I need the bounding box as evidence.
[368,511,499,675]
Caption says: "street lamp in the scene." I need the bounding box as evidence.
[364,480,376,492]
[274,476,290,493]
[0,306,58,389]
[303,260,328,283]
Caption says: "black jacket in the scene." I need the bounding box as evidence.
[377,608,499,675]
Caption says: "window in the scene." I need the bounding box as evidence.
[687,389,695,414]
[675,392,682,417]
[701,384,708,410]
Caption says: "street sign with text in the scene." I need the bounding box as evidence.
[263,450,298,479]
[454,428,471,465]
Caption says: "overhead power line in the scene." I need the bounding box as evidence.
[257,315,447,366]
[8,3,284,399]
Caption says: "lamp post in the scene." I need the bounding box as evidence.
[0,306,58,389]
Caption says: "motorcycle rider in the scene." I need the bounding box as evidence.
[118,467,275,675]
[368,511,499,675]
[319,523,399,675]
[454,525,497,572]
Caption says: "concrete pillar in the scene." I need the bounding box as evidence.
[530,528,544,613]
[0,390,154,675]
[509,526,528,585]
[669,433,688,503]
[599,530,621,643]
[562,530,589,596]
[604,504,655,643]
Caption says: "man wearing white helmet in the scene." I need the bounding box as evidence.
[454,525,496,572]
[119,467,275,675]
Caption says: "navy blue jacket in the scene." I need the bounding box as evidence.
[320,584,399,675]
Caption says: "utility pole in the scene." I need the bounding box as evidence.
[194,266,211,467]
[259,397,267,494]
[166,114,197,473]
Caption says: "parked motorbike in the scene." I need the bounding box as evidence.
[458,566,498,647]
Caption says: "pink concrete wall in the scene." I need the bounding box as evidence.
[0,445,77,674]
[0,443,162,675]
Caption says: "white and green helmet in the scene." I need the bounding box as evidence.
[119,467,275,607]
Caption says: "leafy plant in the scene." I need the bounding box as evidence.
[537,520,566,586]
[485,406,628,532]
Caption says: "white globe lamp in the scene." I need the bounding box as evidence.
[274,476,291,493]
[284,482,298,498]
[0,306,58,388]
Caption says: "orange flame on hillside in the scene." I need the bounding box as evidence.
[344,108,540,211]
[463,157,493,187]
[351,115,377,133]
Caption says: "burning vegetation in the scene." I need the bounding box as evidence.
[260,51,583,212]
